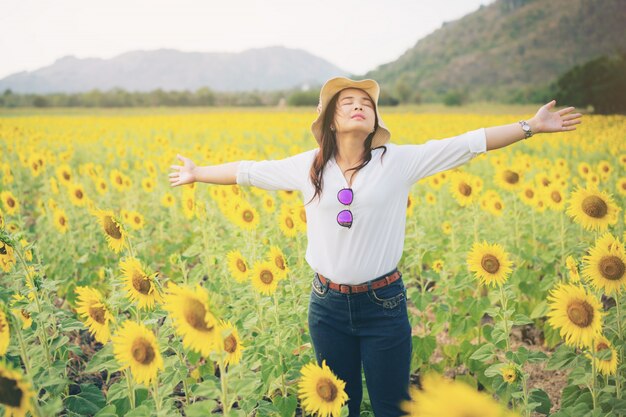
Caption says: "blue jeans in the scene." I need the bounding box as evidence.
[307,268,412,417]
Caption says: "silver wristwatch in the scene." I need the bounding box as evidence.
[519,120,533,139]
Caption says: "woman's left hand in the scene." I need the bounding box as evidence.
[532,100,583,134]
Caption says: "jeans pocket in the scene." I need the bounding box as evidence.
[367,281,406,317]
[311,273,329,300]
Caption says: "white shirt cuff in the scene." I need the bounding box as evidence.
[467,127,487,154]
[236,160,254,186]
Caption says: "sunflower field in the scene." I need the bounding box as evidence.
[0,109,625,417]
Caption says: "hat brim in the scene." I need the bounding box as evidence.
[311,77,391,149]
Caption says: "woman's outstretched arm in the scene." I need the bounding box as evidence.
[485,100,583,151]
[169,154,240,186]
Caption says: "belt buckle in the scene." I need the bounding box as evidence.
[339,284,351,294]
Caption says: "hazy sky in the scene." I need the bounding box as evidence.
[0,0,494,79]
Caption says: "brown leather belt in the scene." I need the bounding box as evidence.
[317,270,401,294]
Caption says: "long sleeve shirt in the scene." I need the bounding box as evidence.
[236,127,487,285]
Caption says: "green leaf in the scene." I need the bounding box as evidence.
[413,335,437,363]
[184,400,218,417]
[546,344,578,370]
[512,313,533,326]
[94,405,117,417]
[469,343,495,362]
[273,395,297,417]
[528,388,551,415]
[65,384,106,416]
[124,404,151,417]
[530,300,549,319]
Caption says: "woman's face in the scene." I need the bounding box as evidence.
[333,88,376,138]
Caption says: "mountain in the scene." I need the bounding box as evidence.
[0,46,349,94]
[363,0,626,102]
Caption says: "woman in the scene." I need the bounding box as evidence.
[168,77,582,417]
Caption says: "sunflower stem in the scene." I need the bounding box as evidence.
[12,312,32,375]
[13,246,52,368]
[126,234,136,259]
[512,195,520,249]
[616,293,623,400]
[273,291,287,397]
[152,378,162,414]
[531,210,536,258]
[219,355,230,415]
[559,211,566,268]
[499,285,511,353]
[590,343,598,410]
[176,348,192,405]
[126,369,136,409]
[472,200,479,243]
[521,372,530,417]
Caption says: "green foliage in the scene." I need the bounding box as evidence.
[286,90,319,106]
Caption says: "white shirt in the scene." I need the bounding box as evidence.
[236,127,487,285]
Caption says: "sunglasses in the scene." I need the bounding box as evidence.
[337,188,353,228]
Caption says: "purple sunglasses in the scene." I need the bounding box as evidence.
[337,188,353,228]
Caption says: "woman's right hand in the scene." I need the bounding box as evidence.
[169,154,197,187]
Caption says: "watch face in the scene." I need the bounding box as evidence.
[522,124,531,132]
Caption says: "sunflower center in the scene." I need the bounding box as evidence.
[525,189,534,198]
[597,342,609,351]
[104,216,122,239]
[132,271,152,295]
[184,299,213,332]
[243,209,254,223]
[59,216,66,226]
[134,216,141,224]
[276,257,285,269]
[504,170,519,184]
[494,202,502,210]
[285,217,294,228]
[459,183,472,196]
[187,199,194,210]
[0,375,22,407]
[599,256,625,281]
[581,196,608,218]
[551,191,562,203]
[316,377,338,402]
[63,171,70,180]
[131,337,156,365]
[224,334,237,353]
[89,305,107,324]
[75,189,83,199]
[236,259,247,273]
[7,198,15,208]
[481,254,500,274]
[566,300,594,327]
[260,270,274,285]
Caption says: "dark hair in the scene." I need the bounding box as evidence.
[304,89,388,207]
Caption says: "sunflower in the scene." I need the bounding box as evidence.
[295,205,307,233]
[441,221,452,235]
[110,169,125,191]
[466,241,513,287]
[181,187,196,220]
[250,261,280,295]
[565,255,580,283]
[119,257,163,310]
[546,282,604,349]
[49,177,59,194]
[112,321,164,386]
[75,286,115,344]
[10,294,32,330]
[501,363,519,384]
[141,177,155,193]
[584,334,619,376]
[406,194,416,218]
[449,172,478,207]
[52,208,69,234]
[266,246,289,280]
[261,194,276,213]
[617,178,626,196]
[545,184,567,212]
[432,259,444,273]
[0,240,16,273]
[567,186,621,231]
[161,192,175,208]
[226,250,250,283]
[233,202,259,231]
[494,166,524,191]
[90,207,127,253]
[127,211,145,231]
[1,191,19,216]
[162,283,221,356]
[217,319,245,366]
[518,182,537,207]
[0,362,35,417]
[425,192,436,205]
[94,178,108,195]
[0,309,9,355]
[298,360,349,417]
[577,162,592,178]
[278,206,297,237]
[597,160,612,177]
[400,371,516,417]
[68,183,88,207]
[56,163,73,186]
[581,233,626,295]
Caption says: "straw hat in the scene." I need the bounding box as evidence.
[311,76,391,149]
